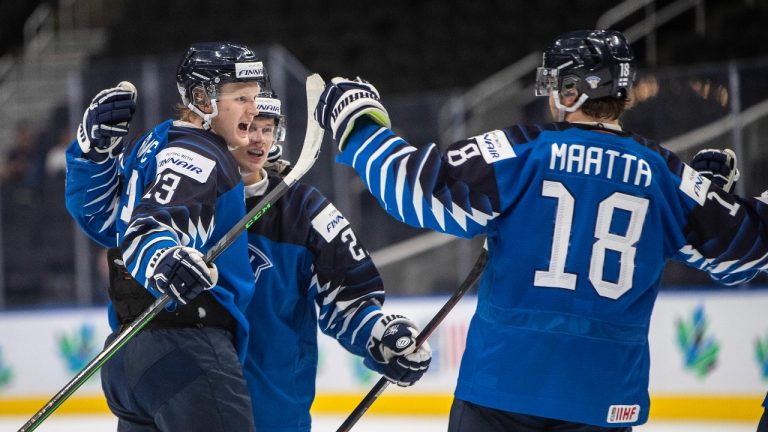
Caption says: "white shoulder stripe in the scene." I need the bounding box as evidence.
[364,136,399,191]
[378,144,415,210]
[84,182,119,208]
[352,127,388,174]
[395,158,409,221]
[411,143,436,228]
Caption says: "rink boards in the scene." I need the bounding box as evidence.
[0,289,766,421]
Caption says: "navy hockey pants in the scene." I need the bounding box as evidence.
[101,326,255,432]
[448,398,632,432]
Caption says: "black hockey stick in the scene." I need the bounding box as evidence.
[19,73,326,432]
[336,247,489,432]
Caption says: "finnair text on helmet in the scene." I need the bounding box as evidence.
[235,62,264,78]
[255,98,281,115]
[331,91,379,121]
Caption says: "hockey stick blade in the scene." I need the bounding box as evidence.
[19,73,326,432]
[336,248,489,432]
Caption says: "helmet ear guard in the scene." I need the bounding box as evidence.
[191,86,212,109]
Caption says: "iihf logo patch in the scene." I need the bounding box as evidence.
[607,404,640,423]
[586,76,601,89]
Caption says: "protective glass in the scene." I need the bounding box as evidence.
[249,120,286,143]
[535,67,559,96]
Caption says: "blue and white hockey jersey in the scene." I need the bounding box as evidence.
[338,117,768,427]
[242,174,384,431]
[65,119,254,360]
[66,132,385,430]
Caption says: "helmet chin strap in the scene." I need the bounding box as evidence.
[187,99,220,130]
[553,90,589,121]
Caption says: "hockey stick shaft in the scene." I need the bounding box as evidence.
[19,73,326,432]
[336,248,489,432]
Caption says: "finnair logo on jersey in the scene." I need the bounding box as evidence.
[235,62,264,78]
[679,164,711,206]
[607,404,640,423]
[470,130,515,164]
[156,147,215,183]
[311,203,350,242]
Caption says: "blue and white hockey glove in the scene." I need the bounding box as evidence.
[691,148,740,193]
[266,143,283,164]
[77,81,137,163]
[364,314,432,387]
[147,246,218,305]
[314,77,391,151]
[264,144,292,175]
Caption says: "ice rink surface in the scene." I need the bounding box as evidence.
[0,415,758,432]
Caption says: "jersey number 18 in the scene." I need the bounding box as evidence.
[533,180,649,300]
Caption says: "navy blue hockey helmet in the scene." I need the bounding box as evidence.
[176,42,268,107]
[254,89,286,142]
[535,30,636,101]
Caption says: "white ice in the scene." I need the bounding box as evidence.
[0,415,757,432]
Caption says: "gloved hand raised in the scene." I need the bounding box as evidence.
[691,148,740,193]
[76,81,137,163]
[264,144,292,175]
[364,314,432,387]
[147,246,218,305]
[313,77,391,151]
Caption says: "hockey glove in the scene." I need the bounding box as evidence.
[364,314,432,387]
[691,148,740,193]
[266,143,283,164]
[314,77,391,151]
[147,246,218,305]
[77,81,137,163]
[264,144,292,175]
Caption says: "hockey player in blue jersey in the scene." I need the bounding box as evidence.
[65,42,265,431]
[314,29,768,431]
[231,90,432,430]
[66,86,432,430]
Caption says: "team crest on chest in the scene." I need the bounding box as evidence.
[248,244,273,282]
